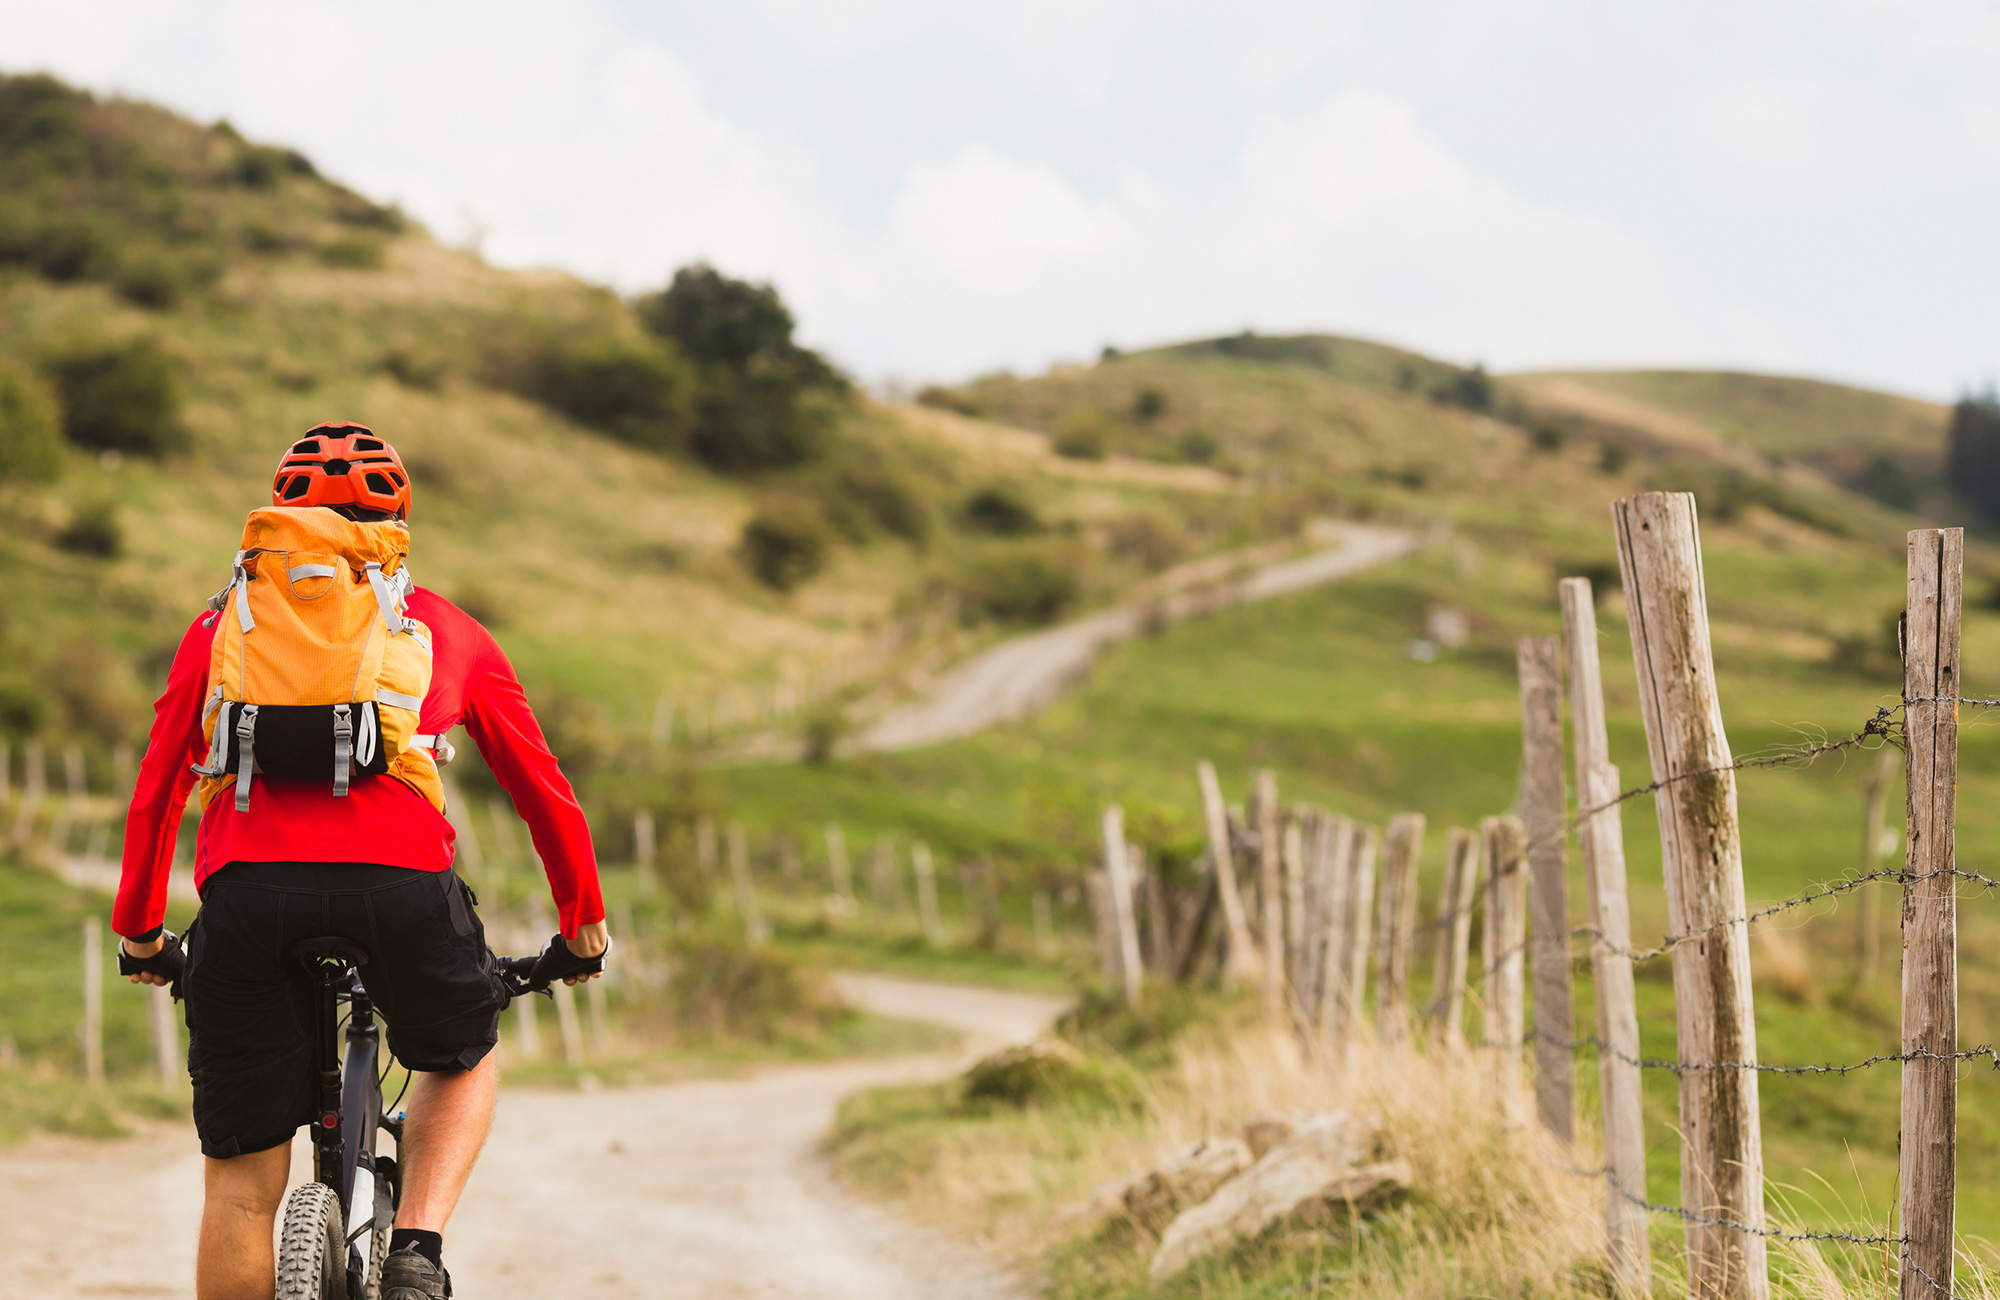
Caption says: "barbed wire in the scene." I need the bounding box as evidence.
[1579,1164,1909,1247]
[1528,1026,2000,1077]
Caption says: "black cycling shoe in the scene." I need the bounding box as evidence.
[378,1246,451,1299]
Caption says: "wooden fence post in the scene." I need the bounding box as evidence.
[9,738,44,849]
[912,842,942,943]
[871,836,900,913]
[1103,806,1145,1007]
[727,822,765,945]
[1031,890,1057,959]
[1196,761,1263,986]
[1283,812,1307,996]
[149,983,180,1088]
[1374,813,1425,1044]
[82,917,103,1085]
[1431,827,1480,1049]
[1312,814,1355,1037]
[1086,872,1119,984]
[1614,491,1767,1300]
[695,816,719,892]
[633,809,656,899]
[1858,747,1898,986]
[1481,816,1528,1113]
[1561,575,1651,1294]
[1254,771,1286,1013]
[824,824,854,907]
[1518,635,1576,1144]
[1337,823,1380,1063]
[1901,527,1961,1300]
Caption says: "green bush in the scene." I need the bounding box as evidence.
[1051,408,1112,460]
[835,467,929,544]
[529,335,693,452]
[961,485,1040,536]
[0,360,63,482]
[44,338,187,456]
[113,250,190,310]
[0,675,46,738]
[958,1040,1122,1111]
[52,501,121,558]
[1176,428,1219,464]
[742,506,829,591]
[690,371,833,471]
[962,550,1078,625]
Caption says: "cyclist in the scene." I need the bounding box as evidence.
[114,422,607,1300]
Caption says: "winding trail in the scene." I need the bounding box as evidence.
[0,974,1067,1300]
[858,521,1422,752]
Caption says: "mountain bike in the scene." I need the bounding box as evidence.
[273,938,580,1300]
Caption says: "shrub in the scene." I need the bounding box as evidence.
[1947,389,2000,523]
[915,385,981,417]
[961,485,1040,536]
[113,251,190,310]
[0,360,62,482]
[1849,452,1921,511]
[52,501,121,558]
[1432,363,1494,414]
[1177,428,1219,464]
[958,1040,1125,1112]
[1107,514,1187,572]
[1598,440,1631,474]
[1131,386,1167,421]
[833,467,929,544]
[1051,408,1112,460]
[0,675,45,739]
[962,550,1078,625]
[1527,420,1567,452]
[689,371,833,471]
[529,335,693,452]
[44,338,187,456]
[742,506,829,591]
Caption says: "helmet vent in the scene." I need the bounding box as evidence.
[291,440,321,455]
[282,475,310,500]
[353,438,384,451]
[364,472,395,495]
[322,458,352,476]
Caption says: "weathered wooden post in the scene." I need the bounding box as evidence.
[534,903,587,1063]
[1431,827,1480,1049]
[1086,872,1119,983]
[1312,814,1355,1037]
[149,983,179,1088]
[1374,814,1425,1044]
[585,974,609,1054]
[9,739,45,849]
[1102,806,1145,1007]
[824,823,855,907]
[1253,771,1286,1012]
[1561,575,1651,1293]
[82,917,103,1085]
[1614,491,1766,1300]
[1031,890,1057,958]
[1480,817,1528,1112]
[1283,812,1307,995]
[912,841,942,943]
[727,822,765,945]
[1336,823,1380,1059]
[1901,527,1960,1300]
[1196,761,1263,985]
[1518,635,1576,1143]
[1857,747,1898,986]
[871,836,899,913]
[633,809,656,899]
[695,816,719,892]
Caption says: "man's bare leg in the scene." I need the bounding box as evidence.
[197,1144,290,1300]
[394,1052,497,1231]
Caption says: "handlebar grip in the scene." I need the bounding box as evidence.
[529,932,607,989]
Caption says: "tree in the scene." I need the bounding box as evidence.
[636,264,845,472]
[1947,388,2000,523]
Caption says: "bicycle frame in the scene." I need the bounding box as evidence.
[294,940,400,1293]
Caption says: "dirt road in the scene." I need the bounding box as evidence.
[0,974,1067,1300]
[858,521,1422,752]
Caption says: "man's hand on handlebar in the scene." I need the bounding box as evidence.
[497,922,611,998]
[119,930,186,990]
[563,920,609,980]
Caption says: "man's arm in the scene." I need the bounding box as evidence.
[456,624,606,941]
[114,613,213,950]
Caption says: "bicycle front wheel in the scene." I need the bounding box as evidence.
[275,1182,345,1300]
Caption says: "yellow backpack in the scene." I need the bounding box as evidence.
[192,507,445,814]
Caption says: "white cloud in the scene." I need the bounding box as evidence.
[1682,67,1920,187]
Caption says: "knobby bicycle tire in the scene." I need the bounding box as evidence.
[275,1182,344,1300]
[362,1222,389,1300]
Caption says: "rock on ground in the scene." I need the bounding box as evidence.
[1149,1113,1410,1284]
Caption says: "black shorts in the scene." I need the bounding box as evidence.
[182,862,505,1160]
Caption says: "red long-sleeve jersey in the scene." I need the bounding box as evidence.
[115,588,604,939]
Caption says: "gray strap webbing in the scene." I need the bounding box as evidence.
[413,733,457,764]
[376,689,423,712]
[192,701,230,778]
[332,705,353,797]
[356,701,379,769]
[287,563,338,582]
[363,562,408,635]
[232,704,259,812]
[234,570,255,633]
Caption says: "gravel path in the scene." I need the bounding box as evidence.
[0,974,1067,1299]
[857,522,1420,752]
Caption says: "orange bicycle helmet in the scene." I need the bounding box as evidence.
[270,422,412,520]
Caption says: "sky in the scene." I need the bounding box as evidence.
[7,0,1999,398]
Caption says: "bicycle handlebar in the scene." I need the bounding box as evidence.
[494,933,608,999]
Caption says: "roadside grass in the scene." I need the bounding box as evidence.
[830,988,2000,1300]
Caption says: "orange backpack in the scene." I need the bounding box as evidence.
[192,507,446,814]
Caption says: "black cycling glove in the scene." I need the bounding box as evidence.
[528,932,608,990]
[118,928,188,996]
